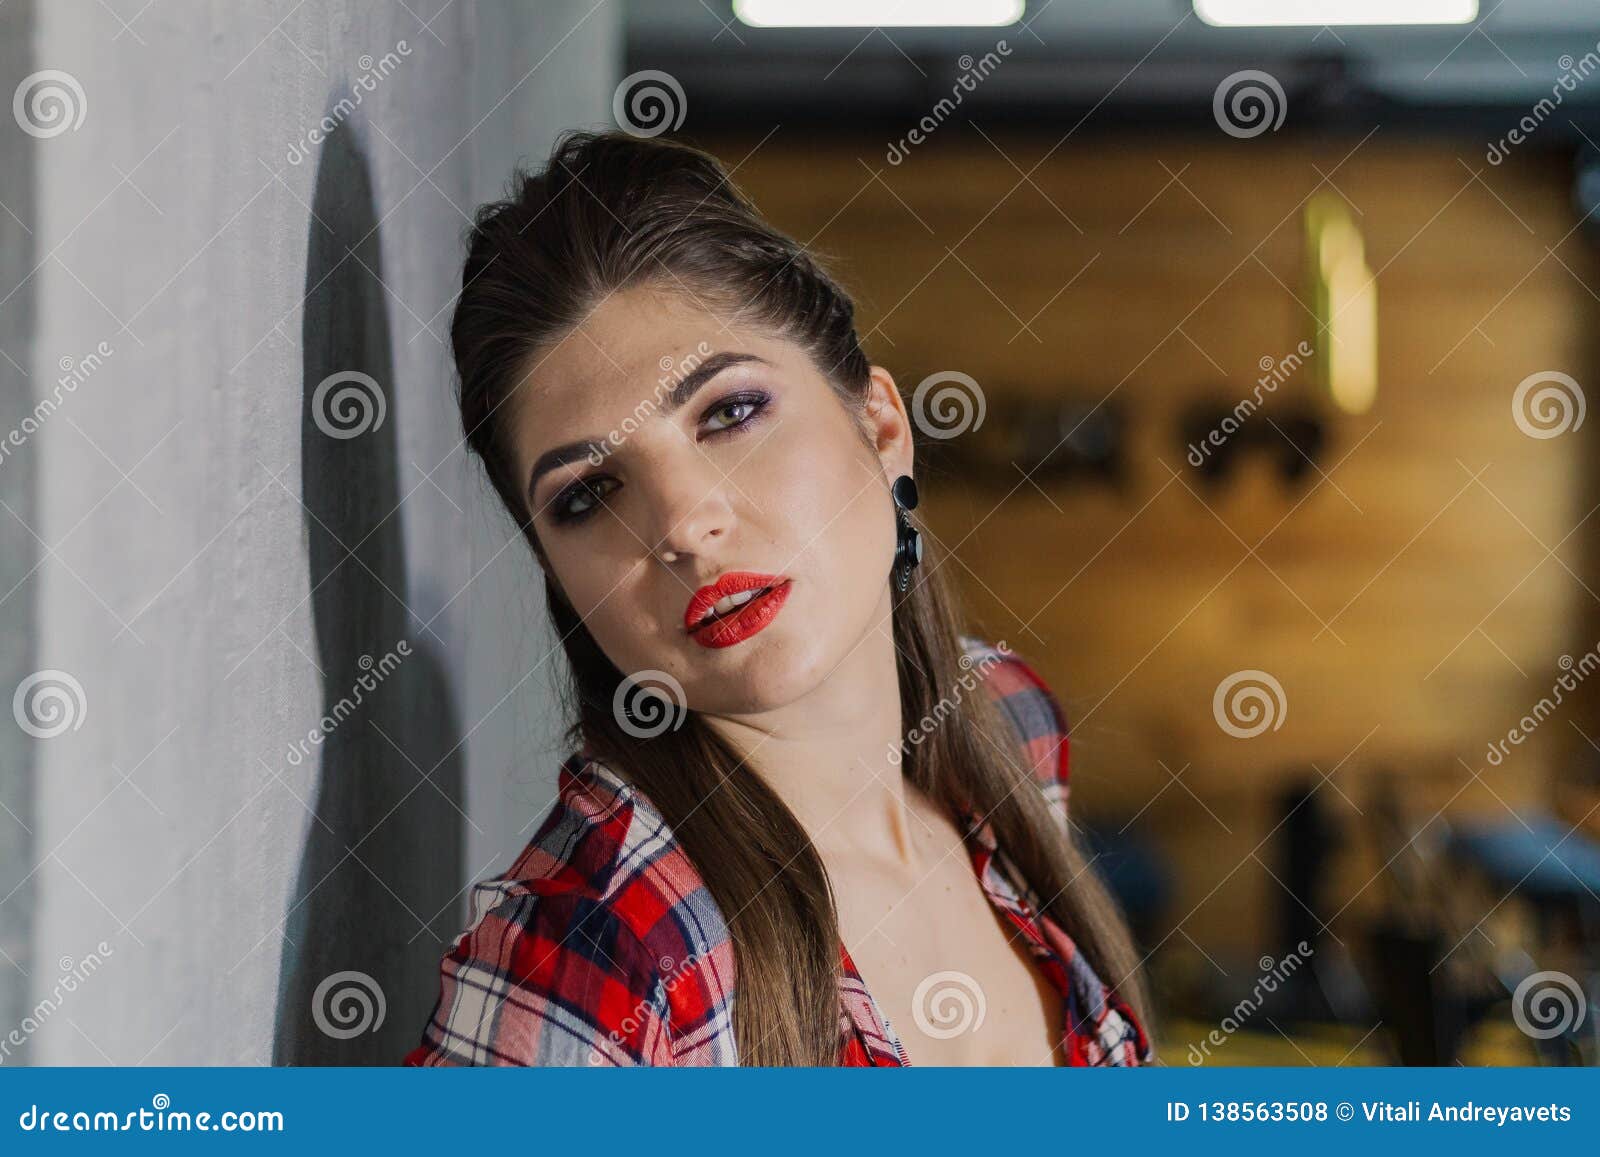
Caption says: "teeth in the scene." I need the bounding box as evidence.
[698,586,769,626]
[712,590,758,617]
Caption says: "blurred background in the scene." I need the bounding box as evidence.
[3,0,1600,1067]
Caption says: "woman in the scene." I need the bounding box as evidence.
[403,128,1154,1067]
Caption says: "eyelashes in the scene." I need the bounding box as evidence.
[549,475,618,524]
[546,388,772,526]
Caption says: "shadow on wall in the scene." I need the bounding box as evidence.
[0,0,36,1066]
[272,118,465,1065]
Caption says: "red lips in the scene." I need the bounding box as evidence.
[683,571,793,649]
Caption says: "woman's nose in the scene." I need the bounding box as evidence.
[639,453,735,563]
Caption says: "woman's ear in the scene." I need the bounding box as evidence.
[862,365,914,481]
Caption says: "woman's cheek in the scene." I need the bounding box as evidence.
[554,552,624,625]
[772,448,858,531]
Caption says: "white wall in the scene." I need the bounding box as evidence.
[11,0,618,1065]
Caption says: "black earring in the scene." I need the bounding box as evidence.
[891,474,922,594]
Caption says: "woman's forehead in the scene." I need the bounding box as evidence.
[576,284,751,358]
[521,293,789,412]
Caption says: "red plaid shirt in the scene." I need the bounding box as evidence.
[404,637,1153,1067]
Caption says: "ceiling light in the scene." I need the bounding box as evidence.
[734,0,1025,28]
[1194,0,1477,26]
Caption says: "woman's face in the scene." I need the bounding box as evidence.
[507,283,914,716]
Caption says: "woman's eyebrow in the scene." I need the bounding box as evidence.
[525,351,772,500]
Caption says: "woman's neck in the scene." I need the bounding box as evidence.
[701,612,930,870]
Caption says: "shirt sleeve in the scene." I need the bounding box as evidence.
[403,886,674,1067]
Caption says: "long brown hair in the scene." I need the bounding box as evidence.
[449,127,1153,1065]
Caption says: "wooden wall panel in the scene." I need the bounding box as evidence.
[709,131,1598,965]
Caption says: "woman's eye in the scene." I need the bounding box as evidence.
[552,476,617,523]
[545,393,768,528]
[702,391,768,435]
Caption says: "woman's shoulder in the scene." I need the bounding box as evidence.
[484,752,678,910]
[403,752,737,1067]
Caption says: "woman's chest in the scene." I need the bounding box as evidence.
[833,848,1065,1066]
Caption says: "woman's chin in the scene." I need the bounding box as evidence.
[683,628,831,712]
